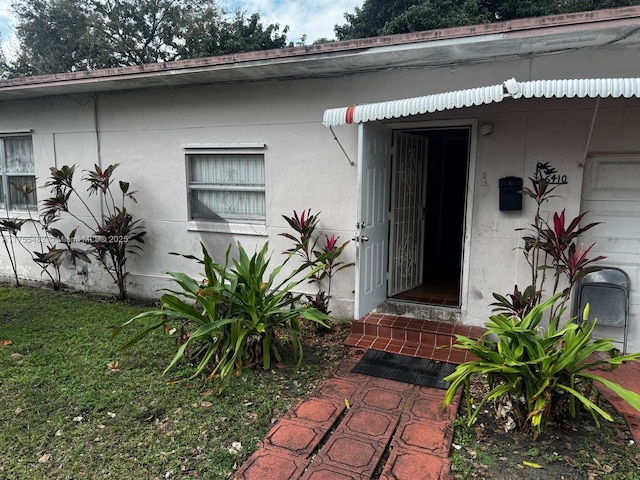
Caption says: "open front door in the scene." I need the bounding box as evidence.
[355,123,392,319]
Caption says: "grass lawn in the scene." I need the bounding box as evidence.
[0,286,349,479]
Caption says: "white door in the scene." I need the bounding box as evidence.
[580,154,640,350]
[355,123,392,319]
[388,132,428,296]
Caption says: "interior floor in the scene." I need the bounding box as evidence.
[390,282,460,307]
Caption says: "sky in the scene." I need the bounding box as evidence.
[0,0,364,59]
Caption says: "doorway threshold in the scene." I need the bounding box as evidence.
[377,299,462,324]
[391,284,459,306]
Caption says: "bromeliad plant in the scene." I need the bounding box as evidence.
[281,209,354,314]
[113,241,330,393]
[444,293,640,438]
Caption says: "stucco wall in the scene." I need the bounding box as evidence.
[1,44,639,347]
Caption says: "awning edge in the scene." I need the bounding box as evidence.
[322,77,640,127]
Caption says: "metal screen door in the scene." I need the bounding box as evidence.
[388,132,428,296]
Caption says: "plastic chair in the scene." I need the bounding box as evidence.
[572,267,631,354]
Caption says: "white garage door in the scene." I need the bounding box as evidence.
[580,154,640,352]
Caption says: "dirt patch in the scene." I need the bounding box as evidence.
[450,378,640,479]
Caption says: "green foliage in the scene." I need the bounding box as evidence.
[491,284,537,318]
[0,217,27,286]
[11,0,104,75]
[336,0,640,40]
[281,209,354,315]
[0,286,338,478]
[42,163,146,300]
[113,241,329,393]
[10,0,289,76]
[4,180,91,291]
[444,294,640,438]
[336,0,489,39]
[494,173,603,326]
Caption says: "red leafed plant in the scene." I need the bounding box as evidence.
[493,175,604,326]
[42,164,146,300]
[281,209,354,315]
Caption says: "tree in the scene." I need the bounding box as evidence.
[95,0,196,66]
[335,0,490,40]
[11,0,107,75]
[0,43,8,78]
[179,10,288,58]
[335,0,640,40]
[9,0,289,76]
[486,0,640,21]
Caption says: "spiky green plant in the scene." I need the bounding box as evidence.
[444,293,640,438]
[113,241,329,393]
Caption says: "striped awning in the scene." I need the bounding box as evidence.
[322,78,640,127]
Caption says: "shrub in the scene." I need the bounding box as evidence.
[494,174,604,325]
[281,208,353,315]
[0,182,91,290]
[113,241,330,393]
[444,294,640,438]
[42,164,146,300]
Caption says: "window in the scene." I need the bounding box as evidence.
[0,137,36,211]
[187,153,265,224]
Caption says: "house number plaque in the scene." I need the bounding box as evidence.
[535,162,568,185]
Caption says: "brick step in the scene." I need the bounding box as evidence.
[344,313,485,365]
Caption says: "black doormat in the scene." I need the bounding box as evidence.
[352,349,457,389]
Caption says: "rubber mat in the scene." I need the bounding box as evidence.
[351,349,457,389]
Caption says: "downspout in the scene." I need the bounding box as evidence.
[93,93,105,220]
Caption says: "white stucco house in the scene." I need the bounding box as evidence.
[1,7,640,350]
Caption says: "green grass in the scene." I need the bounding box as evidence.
[0,286,346,479]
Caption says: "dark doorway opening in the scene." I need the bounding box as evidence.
[391,128,470,307]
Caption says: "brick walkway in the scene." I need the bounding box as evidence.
[233,316,640,480]
[233,348,460,480]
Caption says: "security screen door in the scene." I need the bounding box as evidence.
[388,132,428,296]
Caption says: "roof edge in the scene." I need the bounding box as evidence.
[3,6,640,90]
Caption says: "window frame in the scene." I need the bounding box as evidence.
[184,144,267,236]
[0,134,37,213]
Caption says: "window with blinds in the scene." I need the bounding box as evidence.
[0,137,36,211]
[187,153,266,224]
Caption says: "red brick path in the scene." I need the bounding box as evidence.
[233,316,640,479]
[233,348,460,480]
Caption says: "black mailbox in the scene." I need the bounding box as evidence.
[499,176,523,211]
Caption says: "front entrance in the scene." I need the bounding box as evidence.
[355,123,471,318]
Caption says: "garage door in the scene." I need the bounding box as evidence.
[580,154,640,352]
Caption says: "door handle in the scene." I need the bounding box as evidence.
[361,236,369,242]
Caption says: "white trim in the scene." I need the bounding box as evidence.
[0,129,33,135]
[322,78,640,127]
[461,120,478,315]
[187,220,267,236]
[182,143,266,149]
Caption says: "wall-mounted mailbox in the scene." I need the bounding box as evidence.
[499,176,523,211]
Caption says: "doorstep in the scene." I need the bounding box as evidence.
[344,313,486,364]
